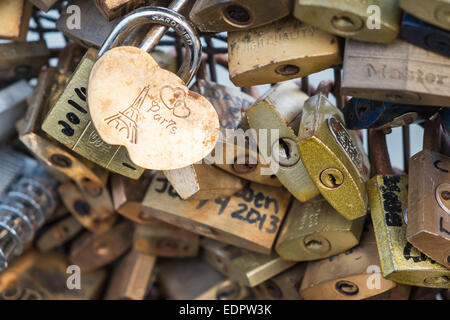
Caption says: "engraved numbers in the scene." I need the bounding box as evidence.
[58,87,87,137]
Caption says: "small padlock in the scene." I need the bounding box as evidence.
[189,0,292,32]
[227,17,341,86]
[35,215,83,252]
[407,117,450,268]
[104,250,156,300]
[195,279,250,300]
[29,0,59,12]
[298,94,370,220]
[341,38,450,106]
[246,81,320,202]
[201,238,296,287]
[299,224,397,300]
[275,196,365,262]
[133,219,199,257]
[94,0,161,21]
[293,0,401,44]
[0,0,32,41]
[401,13,450,58]
[343,97,441,131]
[368,129,450,288]
[399,0,450,31]
[142,172,291,254]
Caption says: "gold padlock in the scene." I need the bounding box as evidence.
[228,17,341,86]
[189,0,292,32]
[0,0,32,41]
[275,196,365,262]
[299,225,397,300]
[368,129,450,288]
[94,0,160,21]
[298,94,370,220]
[29,0,59,12]
[246,81,320,202]
[341,39,450,106]
[36,215,83,252]
[142,172,291,254]
[201,238,296,287]
[293,0,401,43]
[399,0,450,31]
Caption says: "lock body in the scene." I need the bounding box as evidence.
[342,39,450,106]
[195,279,249,300]
[401,13,450,58]
[142,172,290,254]
[228,18,341,86]
[399,0,450,31]
[36,215,83,252]
[275,196,365,261]
[343,98,440,131]
[369,174,450,287]
[0,0,32,41]
[293,0,401,44]
[298,94,370,220]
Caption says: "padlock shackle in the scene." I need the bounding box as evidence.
[98,7,201,86]
[368,129,394,176]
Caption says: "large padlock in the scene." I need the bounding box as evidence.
[368,129,450,288]
[297,94,370,220]
[341,38,450,106]
[0,0,32,41]
[293,0,401,44]
[299,224,397,300]
[227,17,341,87]
[407,117,450,268]
[189,0,292,32]
[400,13,450,58]
[246,81,320,202]
[399,0,450,31]
[343,97,441,131]
[142,172,291,254]
[275,196,365,262]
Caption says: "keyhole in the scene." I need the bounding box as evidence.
[305,239,323,250]
[273,138,300,167]
[320,168,344,188]
[264,280,283,299]
[223,5,251,26]
[279,139,290,159]
[335,280,359,296]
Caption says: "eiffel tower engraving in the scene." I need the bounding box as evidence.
[104,85,150,144]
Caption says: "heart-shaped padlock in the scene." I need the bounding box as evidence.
[88,7,220,170]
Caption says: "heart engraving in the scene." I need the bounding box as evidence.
[88,46,220,170]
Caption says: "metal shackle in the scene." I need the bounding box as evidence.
[98,6,202,86]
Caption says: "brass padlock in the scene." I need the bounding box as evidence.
[69,220,134,272]
[0,251,106,300]
[142,172,291,254]
[104,250,156,300]
[298,94,370,220]
[133,219,199,257]
[275,196,365,262]
[94,0,160,21]
[228,17,341,86]
[0,41,50,82]
[407,118,450,268]
[293,0,401,44]
[299,225,397,300]
[36,215,83,252]
[0,0,32,41]
[368,129,450,288]
[201,238,296,287]
[399,0,450,31]
[189,0,292,32]
[29,0,59,12]
[253,264,305,300]
[246,81,320,202]
[195,279,250,300]
[341,38,450,106]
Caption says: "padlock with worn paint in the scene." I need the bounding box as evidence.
[0,0,32,41]
[189,0,292,32]
[252,264,305,300]
[399,0,450,31]
[0,251,106,300]
[298,94,370,220]
[246,81,320,202]
[142,172,290,254]
[35,214,83,252]
[133,219,199,257]
[343,97,441,131]
[407,118,450,268]
[275,196,365,262]
[299,225,397,300]
[293,0,401,44]
[29,0,59,12]
[368,129,450,288]
[0,41,50,82]
[201,238,296,287]
[341,39,450,106]
[227,17,341,87]
[401,13,450,58]
[69,220,134,272]
[94,0,161,21]
[104,250,156,300]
